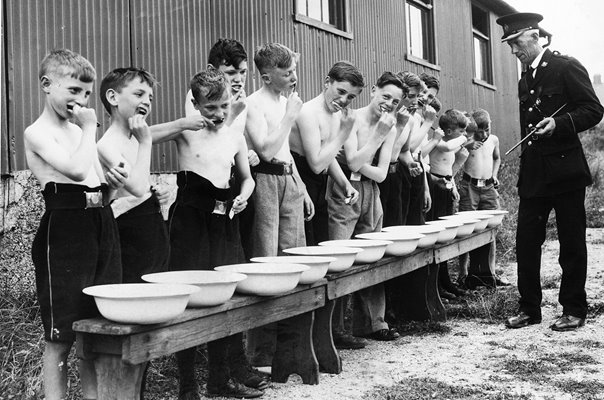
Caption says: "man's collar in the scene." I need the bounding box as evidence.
[530,48,547,70]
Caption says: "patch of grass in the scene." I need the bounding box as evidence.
[365,377,532,400]
[500,352,596,385]
[587,301,604,317]
[541,274,560,290]
[561,339,604,349]
[448,287,519,323]
[394,320,451,336]
[554,378,604,397]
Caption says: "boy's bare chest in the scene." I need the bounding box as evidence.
[185,132,237,166]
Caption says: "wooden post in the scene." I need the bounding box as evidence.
[313,299,342,373]
[94,355,145,400]
[271,311,320,385]
[426,262,447,322]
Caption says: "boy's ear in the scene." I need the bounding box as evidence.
[190,97,199,110]
[260,73,271,85]
[105,88,119,107]
[40,76,52,93]
[324,76,331,88]
[207,64,216,71]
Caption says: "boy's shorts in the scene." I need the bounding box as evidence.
[168,171,244,270]
[32,182,122,343]
[458,177,500,211]
[117,194,169,283]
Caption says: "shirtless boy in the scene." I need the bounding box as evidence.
[327,72,403,344]
[244,43,314,366]
[427,109,469,300]
[154,69,262,399]
[289,60,363,246]
[458,108,508,289]
[24,49,126,400]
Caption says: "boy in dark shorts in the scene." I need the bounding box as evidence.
[154,69,263,399]
[24,49,126,400]
[426,109,469,300]
[184,38,259,261]
[97,68,171,284]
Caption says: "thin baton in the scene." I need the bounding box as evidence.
[505,102,568,156]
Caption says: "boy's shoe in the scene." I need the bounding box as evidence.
[207,379,264,398]
[231,365,270,390]
[333,333,367,349]
[365,328,399,341]
[505,311,542,329]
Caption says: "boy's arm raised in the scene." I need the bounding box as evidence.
[298,107,356,173]
[358,127,397,183]
[97,115,152,197]
[345,111,394,171]
[24,105,97,181]
[435,134,467,152]
[246,92,302,161]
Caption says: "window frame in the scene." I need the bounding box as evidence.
[293,0,353,40]
[471,3,495,87]
[404,0,438,69]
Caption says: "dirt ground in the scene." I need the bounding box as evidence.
[238,228,604,400]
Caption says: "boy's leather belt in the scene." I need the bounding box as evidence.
[430,172,452,180]
[44,190,111,210]
[463,172,494,186]
[253,160,293,175]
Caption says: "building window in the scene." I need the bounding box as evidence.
[472,4,493,84]
[405,0,436,64]
[294,0,352,39]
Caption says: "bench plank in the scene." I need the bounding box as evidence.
[433,228,496,263]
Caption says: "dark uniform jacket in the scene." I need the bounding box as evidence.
[517,48,603,198]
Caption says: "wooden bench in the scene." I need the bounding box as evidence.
[74,228,496,400]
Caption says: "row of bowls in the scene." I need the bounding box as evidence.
[83,209,507,325]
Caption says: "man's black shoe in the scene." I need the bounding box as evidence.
[207,379,264,398]
[365,328,399,341]
[505,312,542,329]
[550,315,585,332]
[334,333,367,349]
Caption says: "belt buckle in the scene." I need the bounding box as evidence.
[283,164,293,175]
[212,200,227,215]
[85,191,103,208]
[445,181,453,190]
[476,179,486,188]
[350,172,362,181]
[389,164,398,174]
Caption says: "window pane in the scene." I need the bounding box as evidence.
[307,0,322,20]
[322,0,330,24]
[296,0,307,15]
[474,36,491,81]
[407,3,425,59]
[474,37,484,80]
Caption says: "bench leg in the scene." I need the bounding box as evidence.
[427,262,447,322]
[272,311,319,385]
[95,355,145,400]
[313,299,342,374]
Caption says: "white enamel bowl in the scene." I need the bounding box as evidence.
[250,256,335,284]
[426,220,464,243]
[214,263,309,296]
[438,216,480,237]
[355,231,424,256]
[457,209,508,228]
[83,283,199,324]
[319,239,392,264]
[383,224,445,248]
[141,270,246,307]
[283,246,363,273]
[449,213,492,231]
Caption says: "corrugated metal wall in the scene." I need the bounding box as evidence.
[1,0,519,174]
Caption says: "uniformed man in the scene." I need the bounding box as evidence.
[497,12,603,331]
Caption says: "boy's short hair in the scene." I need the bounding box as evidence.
[254,43,296,74]
[439,109,468,132]
[39,49,96,83]
[208,38,247,69]
[431,97,442,113]
[375,71,407,93]
[464,112,478,134]
[327,61,365,88]
[100,67,157,114]
[396,71,424,91]
[472,108,491,130]
[190,69,229,103]
[420,72,440,92]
